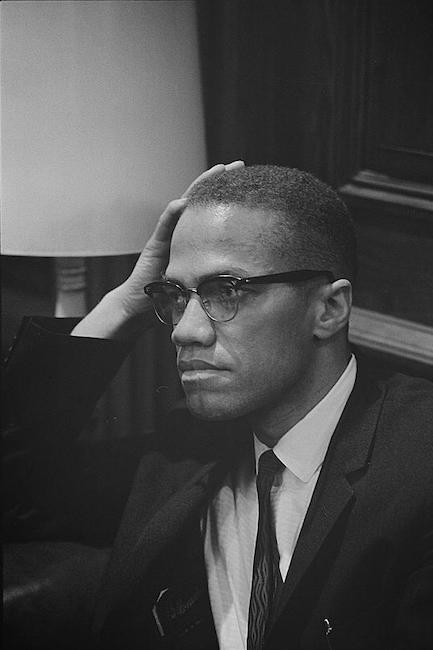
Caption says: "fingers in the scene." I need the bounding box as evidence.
[149,197,188,245]
[182,160,245,197]
[147,160,246,248]
[224,160,245,171]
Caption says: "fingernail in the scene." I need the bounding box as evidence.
[225,160,245,169]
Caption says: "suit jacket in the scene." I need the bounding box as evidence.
[3,317,433,650]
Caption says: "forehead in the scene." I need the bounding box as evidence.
[167,204,286,282]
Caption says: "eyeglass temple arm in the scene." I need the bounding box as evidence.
[241,270,335,285]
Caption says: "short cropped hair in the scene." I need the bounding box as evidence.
[186,165,357,283]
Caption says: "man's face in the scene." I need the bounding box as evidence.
[165,203,319,422]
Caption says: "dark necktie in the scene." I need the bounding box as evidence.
[247,449,284,650]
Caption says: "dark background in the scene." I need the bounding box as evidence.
[2,0,433,439]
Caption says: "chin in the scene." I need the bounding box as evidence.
[186,397,232,421]
[184,391,253,422]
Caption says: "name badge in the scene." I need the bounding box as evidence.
[152,581,217,649]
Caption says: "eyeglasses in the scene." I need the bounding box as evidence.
[144,269,334,325]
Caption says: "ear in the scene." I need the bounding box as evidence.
[312,279,352,340]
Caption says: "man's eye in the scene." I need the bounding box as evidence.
[165,289,181,301]
[236,285,254,295]
[217,283,236,298]
[203,281,235,299]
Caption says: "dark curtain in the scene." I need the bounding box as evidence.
[197,0,347,185]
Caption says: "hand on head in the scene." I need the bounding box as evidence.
[119,161,245,321]
[71,161,245,339]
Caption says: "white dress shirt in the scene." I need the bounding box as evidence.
[203,356,357,650]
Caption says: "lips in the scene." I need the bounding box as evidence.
[178,359,223,372]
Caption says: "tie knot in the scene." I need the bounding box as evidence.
[257,450,284,480]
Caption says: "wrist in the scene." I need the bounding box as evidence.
[71,286,155,340]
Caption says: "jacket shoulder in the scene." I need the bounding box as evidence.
[378,372,433,422]
[371,371,433,472]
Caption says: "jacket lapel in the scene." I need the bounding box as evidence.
[93,418,246,635]
[93,452,218,634]
[275,365,386,616]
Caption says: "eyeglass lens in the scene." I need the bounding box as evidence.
[151,277,239,324]
[152,283,186,325]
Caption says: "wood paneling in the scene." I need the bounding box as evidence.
[349,306,433,365]
[341,171,433,325]
[335,0,433,365]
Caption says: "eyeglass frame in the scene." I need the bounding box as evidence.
[144,269,336,325]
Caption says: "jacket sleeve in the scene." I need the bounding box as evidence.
[2,317,146,545]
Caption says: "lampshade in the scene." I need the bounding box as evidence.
[1,0,207,257]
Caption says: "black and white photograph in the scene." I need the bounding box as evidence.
[2,1,433,649]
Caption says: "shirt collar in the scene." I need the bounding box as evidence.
[254,355,357,483]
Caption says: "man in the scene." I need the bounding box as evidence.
[3,163,433,650]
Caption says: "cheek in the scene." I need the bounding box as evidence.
[234,314,309,374]
[237,345,300,395]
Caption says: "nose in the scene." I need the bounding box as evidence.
[171,294,216,348]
